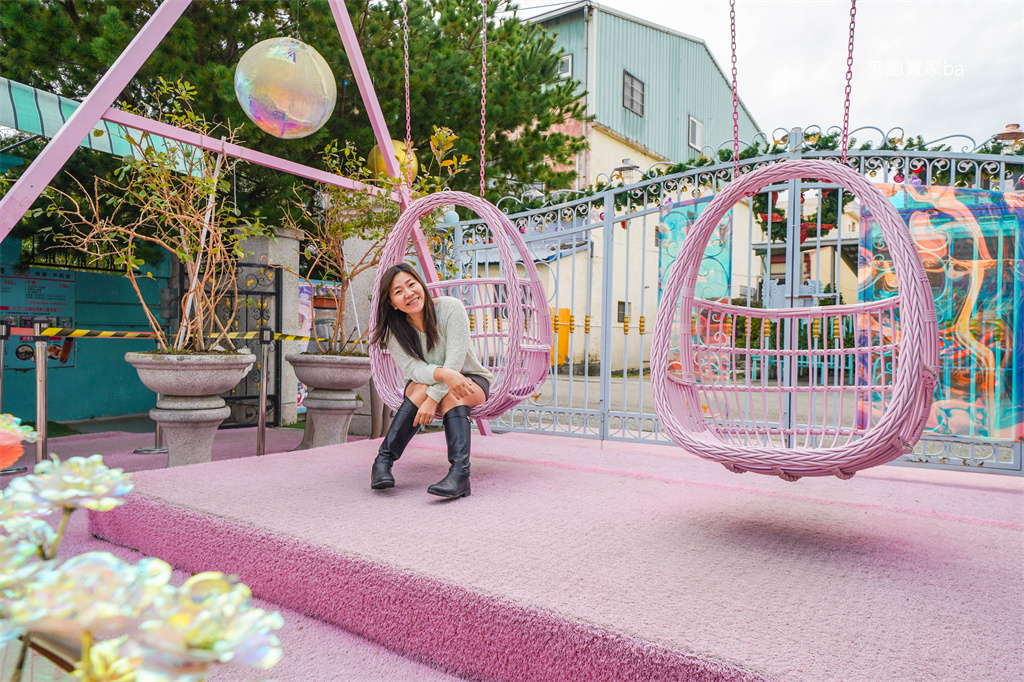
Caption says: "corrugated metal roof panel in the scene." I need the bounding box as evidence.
[536,6,761,163]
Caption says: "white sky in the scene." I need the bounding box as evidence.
[517,0,1024,150]
[2,1,1020,153]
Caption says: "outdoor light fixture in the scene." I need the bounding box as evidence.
[992,123,1024,158]
[613,158,641,183]
[441,209,461,227]
[993,123,1024,143]
[522,188,544,201]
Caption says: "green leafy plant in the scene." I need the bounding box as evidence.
[749,186,856,243]
[0,0,587,224]
[282,126,469,354]
[32,79,271,352]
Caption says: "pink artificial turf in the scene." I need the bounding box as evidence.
[88,432,1024,682]
[33,507,460,681]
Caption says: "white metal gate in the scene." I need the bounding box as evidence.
[442,128,1023,475]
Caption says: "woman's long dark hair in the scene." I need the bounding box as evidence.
[372,263,438,361]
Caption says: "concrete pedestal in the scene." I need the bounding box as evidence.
[150,397,232,467]
[286,353,373,450]
[295,388,363,450]
[126,352,256,468]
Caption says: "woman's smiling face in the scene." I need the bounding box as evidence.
[389,271,426,316]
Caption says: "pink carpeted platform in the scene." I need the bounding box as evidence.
[4,426,306,475]
[8,498,460,681]
[89,432,1024,682]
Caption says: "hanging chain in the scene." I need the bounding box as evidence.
[402,0,412,186]
[840,0,857,166]
[729,0,740,179]
[479,0,488,197]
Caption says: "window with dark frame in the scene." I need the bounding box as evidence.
[688,116,704,151]
[556,54,573,81]
[617,301,632,323]
[623,71,644,116]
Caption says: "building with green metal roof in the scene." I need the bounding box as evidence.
[530,0,761,186]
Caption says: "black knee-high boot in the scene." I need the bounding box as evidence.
[427,405,472,498]
[371,398,419,489]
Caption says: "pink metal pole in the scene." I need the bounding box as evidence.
[328,0,487,433]
[101,109,394,199]
[326,0,438,283]
[0,0,193,241]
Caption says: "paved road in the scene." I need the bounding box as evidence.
[495,372,1015,465]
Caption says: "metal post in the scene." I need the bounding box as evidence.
[134,393,168,454]
[0,319,26,476]
[32,317,49,463]
[599,193,616,440]
[257,325,273,456]
[780,130,804,449]
[0,318,8,414]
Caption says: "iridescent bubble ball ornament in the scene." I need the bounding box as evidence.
[234,37,337,139]
[367,140,419,180]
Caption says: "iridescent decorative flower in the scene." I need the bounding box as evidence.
[3,516,57,553]
[0,536,49,649]
[0,535,52,594]
[6,455,133,512]
[0,620,24,647]
[0,414,39,445]
[119,637,209,681]
[0,414,37,469]
[135,572,283,673]
[8,552,171,641]
[1,486,55,522]
[72,636,143,682]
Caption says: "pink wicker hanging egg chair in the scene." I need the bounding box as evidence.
[370,191,552,420]
[651,159,940,481]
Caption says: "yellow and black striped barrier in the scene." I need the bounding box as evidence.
[36,327,158,338]
[16,309,663,344]
[9,327,339,343]
[222,331,329,342]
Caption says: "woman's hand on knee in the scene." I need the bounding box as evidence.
[439,368,476,400]
[414,397,438,427]
[440,383,485,412]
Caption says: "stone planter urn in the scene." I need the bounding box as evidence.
[286,353,373,449]
[125,352,256,467]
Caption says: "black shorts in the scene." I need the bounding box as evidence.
[406,374,490,399]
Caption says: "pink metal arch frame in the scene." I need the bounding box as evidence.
[651,159,940,481]
[0,0,435,276]
[370,191,552,420]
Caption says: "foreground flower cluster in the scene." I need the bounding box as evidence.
[0,415,38,469]
[0,417,283,681]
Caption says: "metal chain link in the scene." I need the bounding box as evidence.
[479,0,488,197]
[841,0,857,166]
[729,0,740,179]
[402,0,412,186]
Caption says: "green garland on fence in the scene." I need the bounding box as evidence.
[574,130,1021,219]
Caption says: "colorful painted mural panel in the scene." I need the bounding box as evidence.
[859,184,1023,442]
[657,198,733,378]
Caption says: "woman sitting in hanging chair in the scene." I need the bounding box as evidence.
[370,262,493,499]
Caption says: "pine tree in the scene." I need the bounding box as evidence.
[0,0,588,229]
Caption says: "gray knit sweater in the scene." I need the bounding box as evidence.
[386,296,494,404]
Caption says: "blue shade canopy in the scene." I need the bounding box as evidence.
[0,76,193,169]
